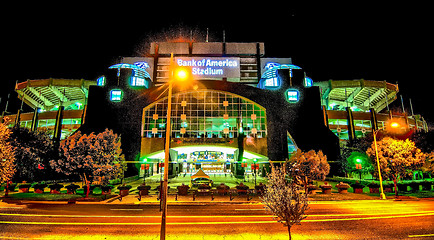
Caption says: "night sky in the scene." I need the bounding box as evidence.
[2,3,432,127]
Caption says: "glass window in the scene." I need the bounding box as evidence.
[142,90,267,138]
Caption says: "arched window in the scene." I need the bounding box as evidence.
[142,90,267,139]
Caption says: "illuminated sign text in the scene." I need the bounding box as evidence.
[175,57,240,79]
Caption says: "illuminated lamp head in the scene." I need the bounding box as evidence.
[174,68,189,81]
[390,122,399,128]
[385,118,407,133]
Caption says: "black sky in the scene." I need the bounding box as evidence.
[2,3,433,127]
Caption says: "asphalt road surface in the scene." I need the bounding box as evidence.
[0,199,433,239]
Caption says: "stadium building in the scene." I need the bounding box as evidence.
[2,41,428,178]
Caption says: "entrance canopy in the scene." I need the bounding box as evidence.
[190,169,210,179]
[144,145,268,162]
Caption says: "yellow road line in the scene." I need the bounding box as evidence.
[2,211,434,218]
[0,213,273,218]
[0,237,54,240]
[308,211,434,217]
[408,233,434,238]
[0,212,433,225]
[0,211,434,218]
[304,212,434,222]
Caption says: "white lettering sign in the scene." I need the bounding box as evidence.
[175,57,240,79]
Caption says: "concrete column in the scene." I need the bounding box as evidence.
[322,105,329,128]
[346,107,356,143]
[53,106,64,142]
[369,108,378,133]
[14,109,21,126]
[30,108,39,131]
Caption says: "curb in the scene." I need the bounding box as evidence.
[1,199,262,206]
[3,195,431,206]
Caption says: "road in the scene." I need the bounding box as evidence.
[0,199,433,239]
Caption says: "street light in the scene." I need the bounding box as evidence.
[372,119,404,200]
[174,67,189,81]
[160,54,191,240]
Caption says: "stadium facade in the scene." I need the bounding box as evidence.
[3,41,427,178]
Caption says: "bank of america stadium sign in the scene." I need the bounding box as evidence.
[176,57,240,79]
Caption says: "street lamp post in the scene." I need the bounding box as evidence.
[160,71,172,240]
[372,130,387,200]
[372,120,402,200]
[160,53,190,240]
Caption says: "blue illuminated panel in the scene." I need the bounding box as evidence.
[304,77,313,87]
[134,61,150,69]
[131,76,146,86]
[286,89,299,103]
[97,76,106,86]
[264,77,279,88]
[110,89,123,102]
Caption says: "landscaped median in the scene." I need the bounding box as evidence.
[0,181,125,203]
[2,175,434,204]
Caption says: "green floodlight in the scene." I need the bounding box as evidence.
[347,152,370,169]
[253,158,257,162]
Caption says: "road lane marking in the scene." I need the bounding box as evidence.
[408,233,434,238]
[308,200,395,204]
[0,213,157,218]
[0,207,23,209]
[1,212,433,225]
[110,209,143,211]
[0,213,274,218]
[0,237,54,240]
[304,212,434,223]
[235,209,266,211]
[1,211,434,218]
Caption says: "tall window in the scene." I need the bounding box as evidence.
[142,90,267,139]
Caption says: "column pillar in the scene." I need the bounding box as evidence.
[14,109,21,126]
[30,108,39,131]
[369,108,378,133]
[53,106,64,142]
[346,107,356,143]
[322,105,329,128]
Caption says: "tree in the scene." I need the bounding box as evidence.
[421,151,434,178]
[50,129,126,197]
[287,149,330,193]
[0,121,15,184]
[8,126,55,182]
[261,163,309,240]
[366,137,425,197]
[411,130,434,153]
[411,131,434,178]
